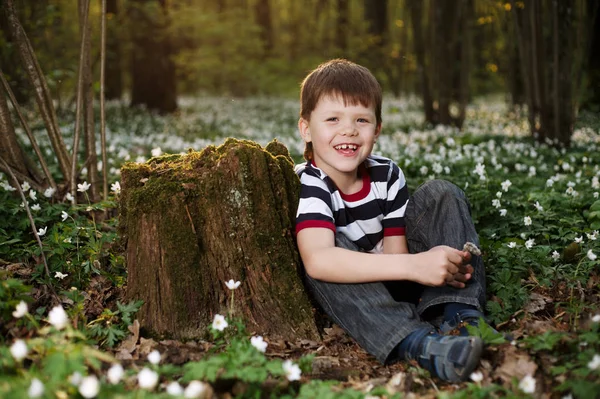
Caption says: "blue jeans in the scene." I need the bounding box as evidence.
[304,180,486,363]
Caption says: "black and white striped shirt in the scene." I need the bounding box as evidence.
[295,155,409,253]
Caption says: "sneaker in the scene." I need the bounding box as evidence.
[440,309,512,341]
[417,334,483,383]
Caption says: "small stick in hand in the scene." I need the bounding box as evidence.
[463,242,481,256]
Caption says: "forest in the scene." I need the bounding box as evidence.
[1,0,600,398]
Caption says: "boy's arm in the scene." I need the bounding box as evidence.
[297,228,472,287]
[383,235,409,254]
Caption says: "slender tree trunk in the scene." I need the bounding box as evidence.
[0,88,35,181]
[129,0,177,113]
[407,0,436,124]
[336,0,349,52]
[1,0,71,180]
[255,0,273,56]
[105,0,122,100]
[79,0,99,201]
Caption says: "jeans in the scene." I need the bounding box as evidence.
[303,179,486,363]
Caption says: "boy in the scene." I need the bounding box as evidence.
[295,59,488,383]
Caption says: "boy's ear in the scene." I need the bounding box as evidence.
[374,123,382,139]
[298,118,312,143]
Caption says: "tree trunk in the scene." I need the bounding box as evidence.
[129,0,177,113]
[1,0,72,180]
[119,139,319,341]
[336,0,349,52]
[255,0,273,55]
[105,0,122,100]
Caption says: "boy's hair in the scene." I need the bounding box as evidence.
[299,59,382,161]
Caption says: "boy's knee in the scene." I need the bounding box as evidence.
[417,179,465,202]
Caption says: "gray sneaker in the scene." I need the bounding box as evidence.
[417,335,483,383]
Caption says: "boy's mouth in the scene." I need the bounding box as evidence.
[333,144,359,153]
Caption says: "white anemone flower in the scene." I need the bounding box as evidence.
[225,279,241,290]
[588,354,600,370]
[591,314,600,323]
[166,381,184,396]
[69,372,83,386]
[37,226,47,236]
[282,360,301,381]
[61,211,69,221]
[13,300,28,318]
[552,251,560,261]
[111,181,121,194]
[10,339,28,361]
[137,367,159,390]
[524,216,532,226]
[518,374,536,394]
[588,250,597,261]
[77,181,91,192]
[250,336,268,353]
[148,350,161,365]
[507,242,517,248]
[54,271,68,280]
[21,181,31,192]
[212,314,228,331]
[107,364,124,384]
[28,378,44,398]
[78,375,100,398]
[499,209,507,217]
[44,187,56,198]
[31,204,41,212]
[501,179,512,192]
[48,305,69,330]
[469,370,483,383]
[184,380,208,398]
[525,238,535,250]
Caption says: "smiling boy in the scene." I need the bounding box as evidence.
[295,59,488,383]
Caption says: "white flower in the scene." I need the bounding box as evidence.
[107,364,124,384]
[562,394,573,399]
[21,181,31,192]
[28,378,44,398]
[518,374,536,394]
[54,271,68,280]
[66,192,74,202]
[250,336,268,353]
[79,375,100,398]
[44,187,56,198]
[492,199,501,209]
[61,211,69,221]
[29,190,37,201]
[282,359,301,381]
[588,250,597,261]
[13,300,28,318]
[595,192,599,198]
[474,163,485,176]
[48,305,69,330]
[566,186,574,195]
[31,204,41,212]
[552,251,560,261]
[501,179,512,192]
[63,237,72,243]
[151,147,163,157]
[137,367,159,390]
[77,181,91,192]
[166,381,184,396]
[507,242,517,248]
[224,279,241,290]
[588,354,600,370]
[10,339,28,361]
[525,238,535,250]
[587,230,598,241]
[546,178,554,187]
[591,314,600,323]
[496,191,502,198]
[212,314,228,331]
[567,181,576,187]
[419,166,428,175]
[111,181,121,195]
[524,216,532,226]
[499,209,507,217]
[148,350,161,365]
[469,370,483,382]
[534,201,543,212]
[184,380,208,398]
[69,372,83,386]
[574,236,584,244]
[37,226,47,236]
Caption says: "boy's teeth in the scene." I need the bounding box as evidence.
[336,144,357,150]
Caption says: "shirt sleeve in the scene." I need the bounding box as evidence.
[295,168,336,235]
[382,161,409,236]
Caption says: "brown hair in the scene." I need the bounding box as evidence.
[299,59,382,161]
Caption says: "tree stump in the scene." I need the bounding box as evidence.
[119,138,319,341]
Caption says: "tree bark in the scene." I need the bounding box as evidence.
[1,0,71,180]
[0,87,33,180]
[105,0,123,100]
[255,0,273,55]
[129,0,177,113]
[120,139,319,341]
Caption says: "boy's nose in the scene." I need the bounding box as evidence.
[339,123,358,136]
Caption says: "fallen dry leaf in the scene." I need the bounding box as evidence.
[495,345,538,384]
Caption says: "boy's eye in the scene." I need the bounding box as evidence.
[357,118,369,123]
[326,117,338,122]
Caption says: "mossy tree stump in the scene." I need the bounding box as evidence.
[119,138,319,341]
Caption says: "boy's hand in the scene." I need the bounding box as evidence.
[412,246,474,288]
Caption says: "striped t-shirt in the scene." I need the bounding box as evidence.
[295,155,409,254]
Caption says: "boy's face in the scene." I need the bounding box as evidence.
[298,94,381,185]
